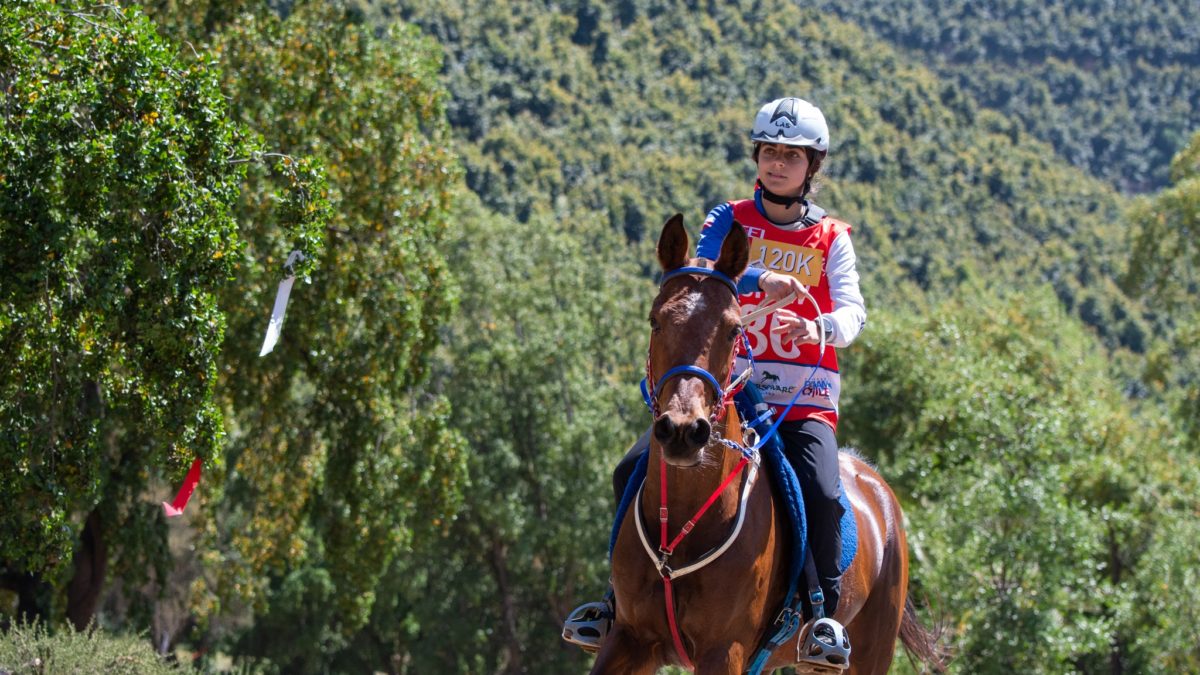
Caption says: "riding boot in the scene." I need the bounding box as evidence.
[821,574,842,617]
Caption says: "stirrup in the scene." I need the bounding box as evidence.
[795,617,851,672]
[562,596,613,653]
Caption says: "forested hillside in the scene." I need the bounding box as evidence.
[806,0,1200,193]
[382,0,1149,354]
[378,0,1199,671]
[3,0,1198,673]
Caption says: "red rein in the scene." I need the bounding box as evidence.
[644,341,747,669]
[655,403,751,671]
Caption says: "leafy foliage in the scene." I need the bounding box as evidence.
[148,3,470,670]
[1125,131,1200,450]
[384,0,1147,352]
[0,0,325,592]
[392,196,652,673]
[806,0,1200,193]
[840,289,1182,672]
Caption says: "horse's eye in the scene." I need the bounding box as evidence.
[728,327,741,342]
[649,317,660,333]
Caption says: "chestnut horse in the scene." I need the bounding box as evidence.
[591,215,941,674]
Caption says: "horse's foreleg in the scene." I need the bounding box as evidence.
[589,625,662,675]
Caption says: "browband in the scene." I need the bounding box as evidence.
[659,266,739,297]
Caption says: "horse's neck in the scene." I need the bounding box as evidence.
[642,406,746,555]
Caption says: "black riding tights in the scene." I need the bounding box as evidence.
[611,418,845,614]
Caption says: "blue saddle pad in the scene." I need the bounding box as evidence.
[758,432,858,585]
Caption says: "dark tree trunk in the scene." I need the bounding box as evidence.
[0,571,48,628]
[488,537,523,674]
[65,509,107,630]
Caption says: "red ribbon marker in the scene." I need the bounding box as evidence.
[162,457,203,517]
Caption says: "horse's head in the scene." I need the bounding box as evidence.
[648,213,749,466]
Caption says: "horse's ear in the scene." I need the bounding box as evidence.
[714,220,750,280]
[657,213,689,272]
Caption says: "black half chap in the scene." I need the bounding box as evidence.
[777,417,846,614]
[612,427,651,505]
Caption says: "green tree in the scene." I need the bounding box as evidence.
[840,289,1180,672]
[137,3,471,670]
[1126,130,1200,451]
[0,0,327,628]
[392,196,651,673]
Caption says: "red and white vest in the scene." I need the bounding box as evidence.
[729,199,850,431]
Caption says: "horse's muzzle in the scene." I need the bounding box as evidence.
[653,412,711,464]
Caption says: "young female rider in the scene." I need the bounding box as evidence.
[564,97,866,664]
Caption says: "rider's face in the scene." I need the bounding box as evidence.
[756,143,810,196]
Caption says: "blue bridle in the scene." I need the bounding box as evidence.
[657,265,739,297]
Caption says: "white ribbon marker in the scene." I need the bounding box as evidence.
[259,250,305,357]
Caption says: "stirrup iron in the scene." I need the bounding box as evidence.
[562,594,613,653]
[795,617,850,672]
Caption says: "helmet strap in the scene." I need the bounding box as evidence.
[756,179,809,209]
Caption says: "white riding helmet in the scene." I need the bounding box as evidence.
[750,97,829,153]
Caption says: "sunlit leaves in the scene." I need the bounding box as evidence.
[152,3,468,668]
[1,0,252,577]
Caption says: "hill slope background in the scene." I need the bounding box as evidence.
[383,0,1150,352]
[807,0,1200,194]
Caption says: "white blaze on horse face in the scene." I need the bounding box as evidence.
[676,290,707,319]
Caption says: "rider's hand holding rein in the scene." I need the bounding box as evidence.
[759,268,805,304]
[772,308,823,346]
[760,270,821,346]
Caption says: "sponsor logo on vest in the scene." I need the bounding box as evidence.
[801,377,833,400]
[757,370,797,395]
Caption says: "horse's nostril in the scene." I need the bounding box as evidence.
[686,418,711,448]
[653,416,677,443]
